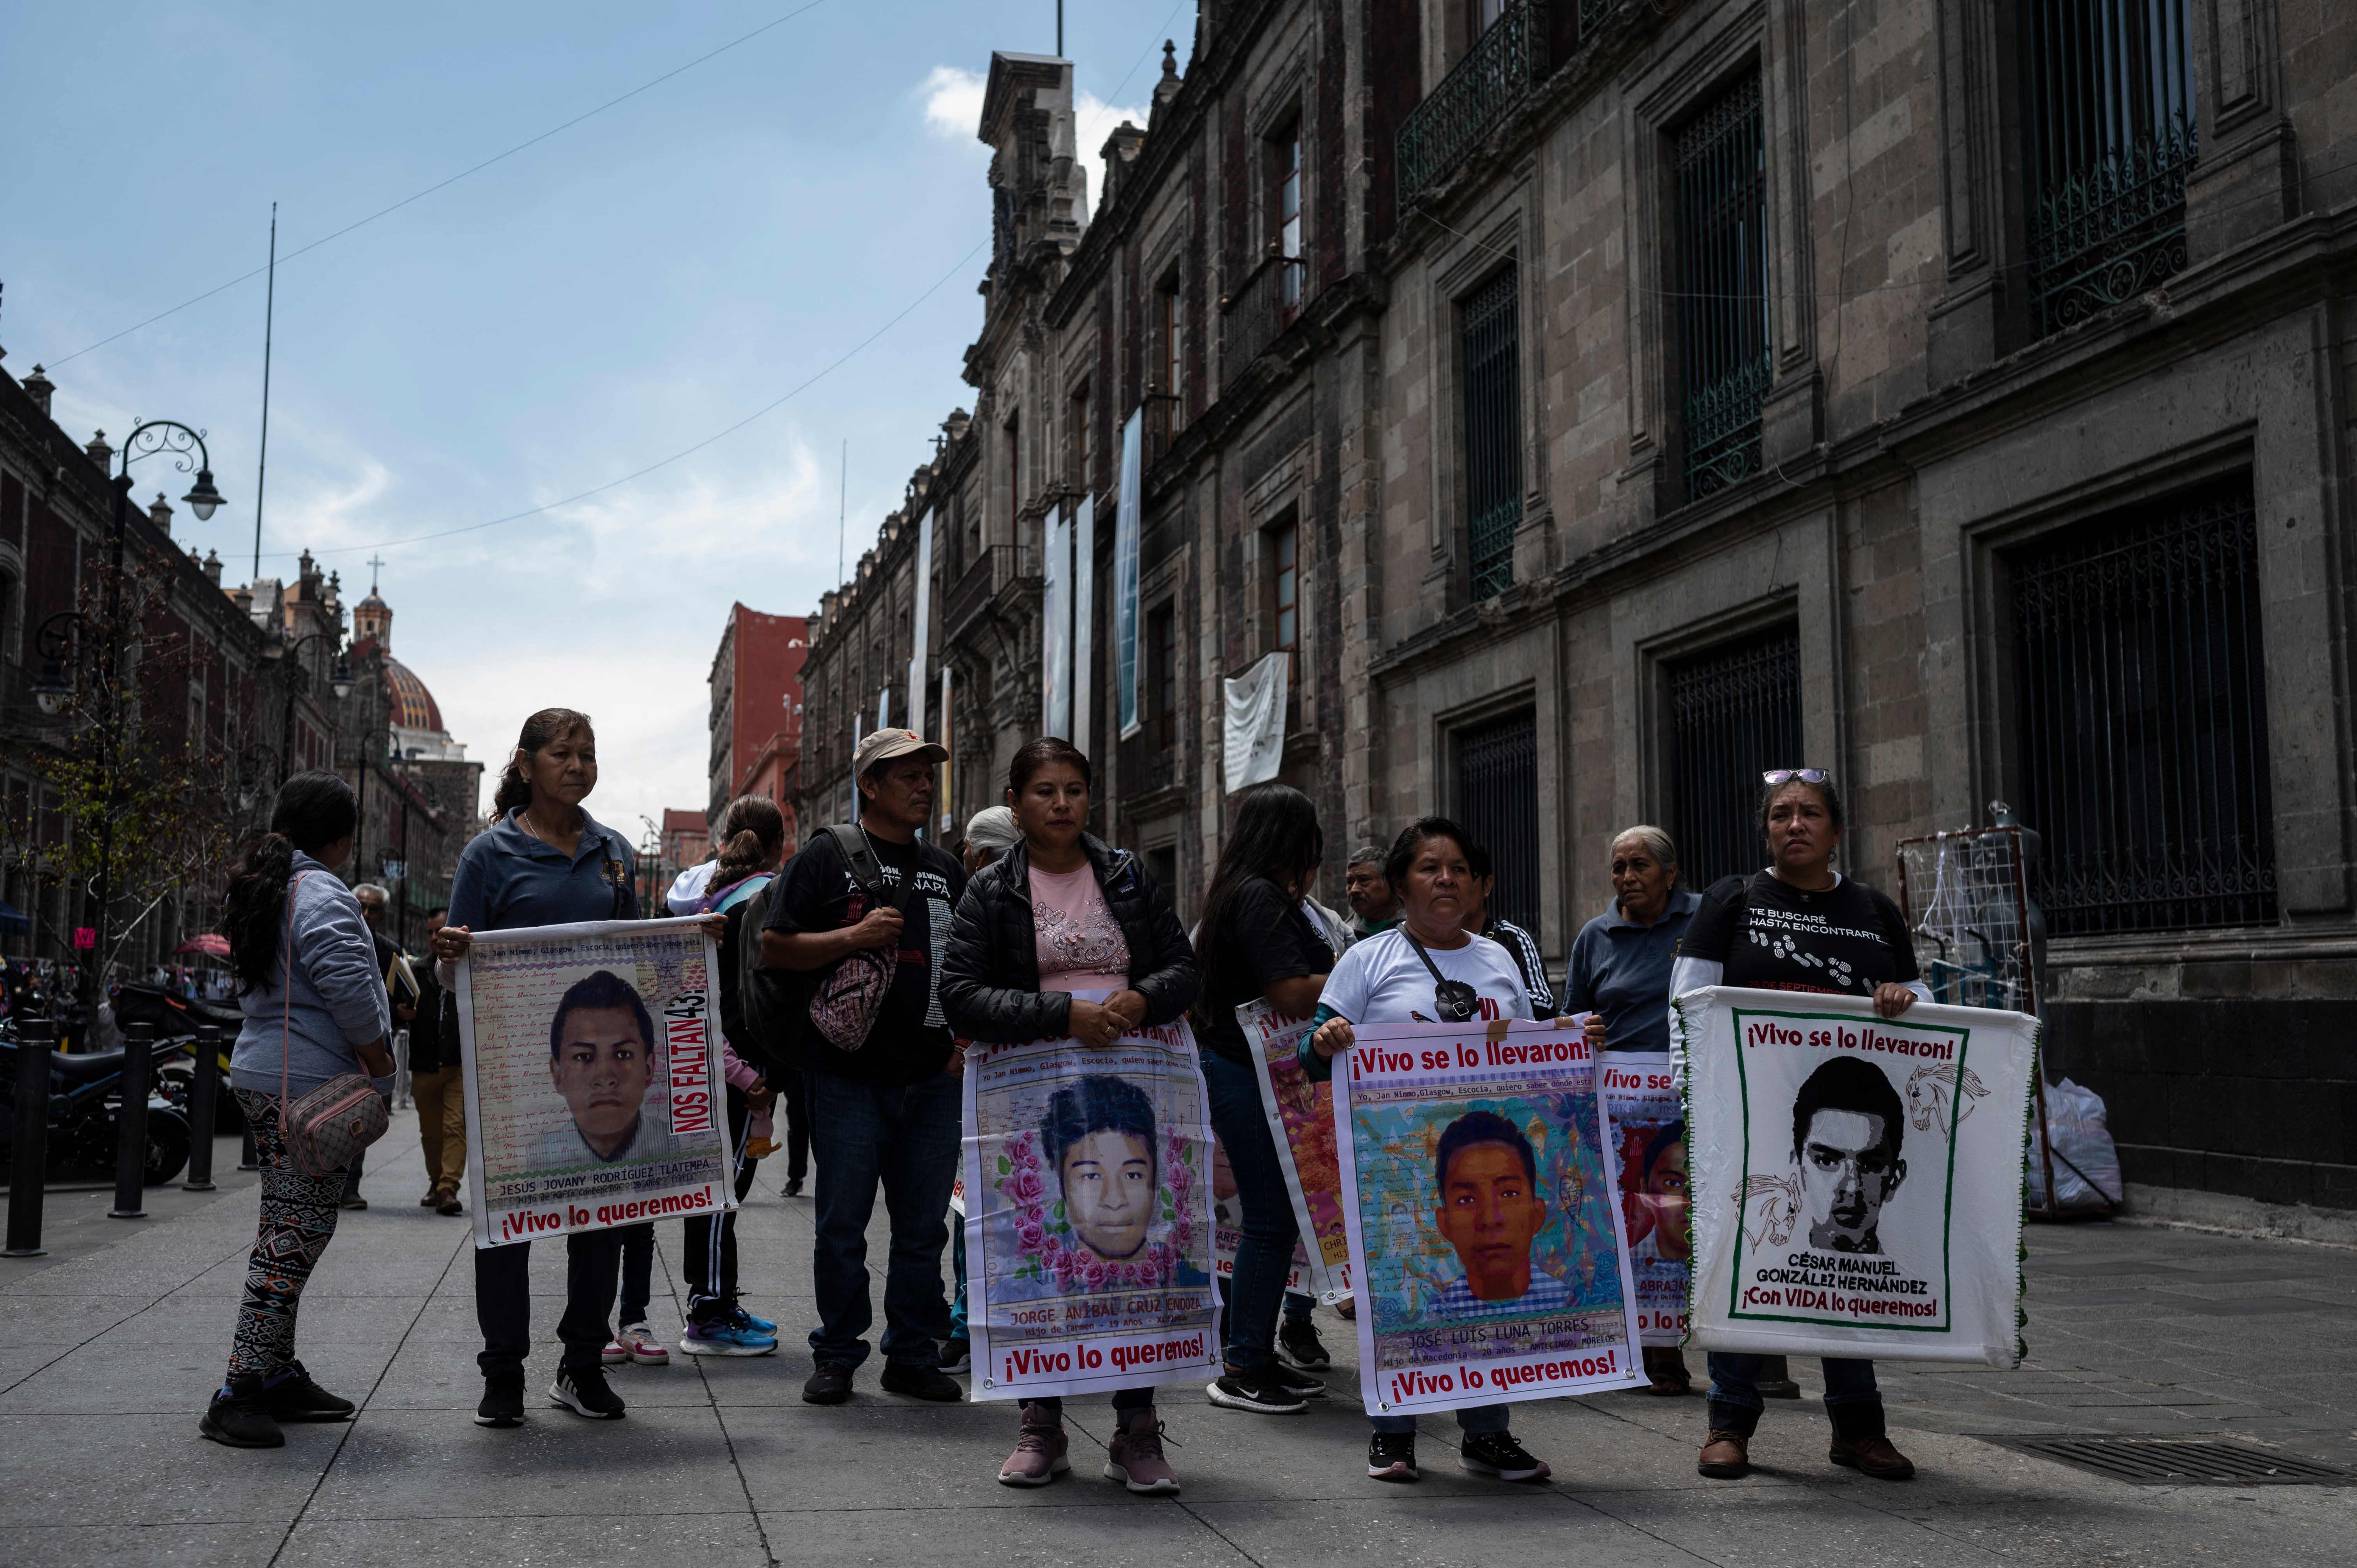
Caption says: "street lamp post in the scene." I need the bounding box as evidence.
[350,724,394,894]
[34,421,230,1040]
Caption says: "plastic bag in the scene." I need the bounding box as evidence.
[2027,1077,2123,1213]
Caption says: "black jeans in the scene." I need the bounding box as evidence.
[779,1068,811,1182]
[475,1227,625,1379]
[684,1086,760,1319]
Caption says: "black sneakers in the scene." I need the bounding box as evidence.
[260,1360,354,1423]
[1205,1366,1308,1414]
[1459,1430,1550,1482]
[880,1361,963,1402]
[549,1364,627,1420]
[802,1362,855,1404]
[1366,1430,1418,1481]
[938,1337,971,1374]
[1270,1363,1327,1399]
[1277,1317,1333,1370]
[199,1379,285,1448]
[475,1375,525,1427]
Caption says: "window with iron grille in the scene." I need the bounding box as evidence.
[2019,0,2196,337]
[1673,73,1769,501]
[1456,712,1540,937]
[2009,477,2274,936]
[1459,266,1522,601]
[1667,627,1801,891]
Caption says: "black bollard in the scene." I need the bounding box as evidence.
[238,1121,258,1171]
[5,1019,52,1257]
[108,1022,153,1219]
[184,1025,219,1191]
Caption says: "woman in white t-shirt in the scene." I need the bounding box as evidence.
[1300,817,1551,1489]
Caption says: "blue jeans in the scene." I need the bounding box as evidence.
[807,1068,961,1370]
[1201,1049,1300,1374]
[1372,1404,1509,1436]
[1708,1353,1879,1413]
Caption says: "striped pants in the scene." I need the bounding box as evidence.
[226,1089,345,1382]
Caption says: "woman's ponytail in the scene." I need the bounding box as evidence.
[712,795,786,879]
[224,771,357,994]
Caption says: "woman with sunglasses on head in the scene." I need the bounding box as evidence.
[430,708,726,1429]
[1301,817,1550,1488]
[940,738,1200,1495]
[1672,768,1929,1485]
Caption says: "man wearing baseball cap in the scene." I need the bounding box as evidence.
[759,727,968,1405]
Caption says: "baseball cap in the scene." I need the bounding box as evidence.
[854,726,948,776]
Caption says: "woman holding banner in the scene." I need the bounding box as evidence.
[940,738,1201,1494]
[1671,769,1929,1482]
[431,708,726,1429]
[1304,818,1551,1487]
[1191,783,1336,1414]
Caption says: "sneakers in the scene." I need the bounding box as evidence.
[998,1402,1070,1487]
[549,1364,627,1420]
[475,1375,526,1429]
[681,1313,778,1358]
[1205,1365,1308,1414]
[938,1336,971,1374]
[605,1323,671,1366]
[1277,1317,1333,1370]
[732,1302,778,1335]
[1459,1430,1550,1482]
[1270,1363,1327,1399]
[260,1360,355,1422]
[1366,1429,1418,1482]
[198,1379,285,1448]
[802,1362,855,1404]
[1104,1407,1180,1494]
[880,1360,963,1401]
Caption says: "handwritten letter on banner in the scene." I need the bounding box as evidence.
[962,1001,1219,1401]
[1674,986,2036,1366]
[1337,1018,1645,1417]
[458,918,734,1250]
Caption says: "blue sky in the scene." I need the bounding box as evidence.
[0,1,1171,834]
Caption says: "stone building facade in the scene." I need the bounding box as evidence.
[797,1,2357,1226]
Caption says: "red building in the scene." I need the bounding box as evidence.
[707,604,806,849]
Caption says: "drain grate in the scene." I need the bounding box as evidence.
[1983,1435,2350,1486]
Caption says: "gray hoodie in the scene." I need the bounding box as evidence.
[230,852,393,1098]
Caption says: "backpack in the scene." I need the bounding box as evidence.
[735,824,908,1072]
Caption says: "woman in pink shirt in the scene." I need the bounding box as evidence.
[941,738,1200,1496]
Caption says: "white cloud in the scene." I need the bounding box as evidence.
[915,64,1149,228]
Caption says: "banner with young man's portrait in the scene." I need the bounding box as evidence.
[1675,986,2036,1366]
[962,996,1219,1401]
[1336,1017,1646,1417]
[1236,999,1352,1301]
[456,918,735,1250]
[1600,1052,1690,1347]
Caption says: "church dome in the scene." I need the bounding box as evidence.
[383,656,444,734]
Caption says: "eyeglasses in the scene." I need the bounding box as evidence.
[1762,768,1830,786]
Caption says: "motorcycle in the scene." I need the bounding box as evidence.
[0,1021,192,1187]
[112,982,245,1132]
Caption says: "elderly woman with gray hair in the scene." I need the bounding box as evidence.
[1562,824,1700,1395]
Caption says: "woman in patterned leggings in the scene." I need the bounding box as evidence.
[203,772,394,1448]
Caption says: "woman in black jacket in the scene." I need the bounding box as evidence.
[942,738,1200,1496]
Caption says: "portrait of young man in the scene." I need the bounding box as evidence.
[537,969,662,1167]
[1790,1056,1909,1255]
[1429,1109,1573,1317]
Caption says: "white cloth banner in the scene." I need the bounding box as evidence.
[1599,1052,1690,1347]
[1072,494,1094,756]
[1042,508,1071,739]
[1222,650,1289,795]
[961,996,1219,1401]
[907,507,932,736]
[1675,986,2035,1366]
[457,918,735,1250]
[1115,409,1144,739]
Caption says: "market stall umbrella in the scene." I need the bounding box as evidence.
[174,934,231,958]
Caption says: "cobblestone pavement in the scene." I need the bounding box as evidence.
[4,1119,2352,1566]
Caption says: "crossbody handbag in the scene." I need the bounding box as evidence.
[1402,932,1481,1024]
[806,823,912,1052]
[277,870,391,1178]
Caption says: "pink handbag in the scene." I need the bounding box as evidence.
[277,871,390,1179]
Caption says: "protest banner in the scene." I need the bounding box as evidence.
[1674,986,2035,1366]
[1236,1000,1352,1300]
[1600,1051,1689,1347]
[963,998,1218,1401]
[1336,1017,1644,1416]
[457,918,734,1250]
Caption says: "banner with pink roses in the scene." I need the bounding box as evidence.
[961,996,1219,1401]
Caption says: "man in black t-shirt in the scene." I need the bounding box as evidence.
[760,728,968,1406]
